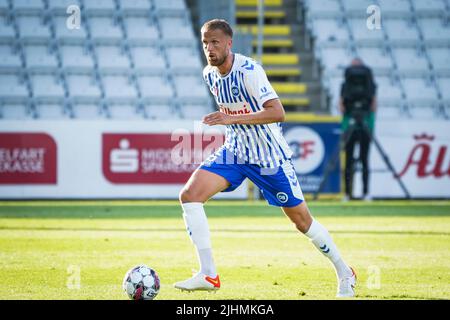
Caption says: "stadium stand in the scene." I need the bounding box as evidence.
[302,0,450,119]
[0,0,211,120]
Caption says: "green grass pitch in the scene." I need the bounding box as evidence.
[0,200,449,300]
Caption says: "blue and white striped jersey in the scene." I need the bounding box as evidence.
[203,53,293,168]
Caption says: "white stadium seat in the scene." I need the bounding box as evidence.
[166,46,202,70]
[384,19,420,42]
[96,45,130,71]
[36,104,69,119]
[130,46,166,73]
[1,104,30,119]
[89,17,123,42]
[72,104,105,119]
[66,75,102,102]
[60,45,94,71]
[0,16,15,40]
[30,74,65,101]
[139,76,173,99]
[159,17,195,42]
[144,104,179,119]
[102,75,137,100]
[310,18,350,43]
[107,104,142,119]
[24,45,58,70]
[0,45,22,70]
[0,75,29,101]
[17,16,51,41]
[174,75,209,99]
[124,17,159,42]
[392,48,430,74]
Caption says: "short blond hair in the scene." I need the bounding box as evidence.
[201,19,233,38]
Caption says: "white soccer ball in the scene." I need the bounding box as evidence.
[122,264,160,300]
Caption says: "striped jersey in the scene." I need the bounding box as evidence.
[203,53,293,168]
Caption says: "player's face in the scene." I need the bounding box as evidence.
[201,28,232,67]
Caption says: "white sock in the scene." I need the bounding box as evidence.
[181,202,217,277]
[305,219,352,279]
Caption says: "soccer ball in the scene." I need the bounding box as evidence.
[122,264,160,300]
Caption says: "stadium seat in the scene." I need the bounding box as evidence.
[178,104,212,120]
[318,47,353,75]
[174,75,209,99]
[0,74,29,102]
[166,46,202,71]
[96,45,130,73]
[153,0,186,14]
[60,45,95,72]
[124,17,159,43]
[384,19,420,43]
[159,17,196,42]
[24,44,58,71]
[36,103,69,119]
[356,47,393,72]
[83,0,117,15]
[0,104,30,119]
[144,104,180,119]
[12,0,44,13]
[402,77,439,103]
[411,0,446,15]
[418,18,450,42]
[0,15,15,42]
[129,46,166,74]
[309,18,350,44]
[348,18,384,44]
[30,74,65,102]
[0,0,9,10]
[408,104,439,119]
[107,104,143,119]
[47,0,82,11]
[118,0,152,14]
[66,74,102,102]
[376,105,406,120]
[377,0,412,16]
[138,76,173,100]
[428,48,450,74]
[303,0,341,18]
[102,75,137,101]
[0,44,22,71]
[437,77,450,100]
[17,16,51,43]
[341,0,375,15]
[89,17,123,43]
[376,76,403,101]
[71,103,105,119]
[392,48,430,74]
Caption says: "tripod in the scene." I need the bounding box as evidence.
[313,117,411,200]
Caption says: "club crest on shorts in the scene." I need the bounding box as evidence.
[276,192,289,203]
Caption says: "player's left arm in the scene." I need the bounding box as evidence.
[202,98,285,126]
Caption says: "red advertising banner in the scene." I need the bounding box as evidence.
[102,133,223,184]
[0,133,57,184]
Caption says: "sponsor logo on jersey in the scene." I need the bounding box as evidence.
[220,105,251,115]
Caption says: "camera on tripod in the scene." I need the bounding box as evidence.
[341,64,375,128]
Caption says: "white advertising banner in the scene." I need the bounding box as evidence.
[0,120,248,199]
[353,120,450,198]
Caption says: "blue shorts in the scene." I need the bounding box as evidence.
[200,148,304,207]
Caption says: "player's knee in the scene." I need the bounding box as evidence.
[294,220,311,233]
[179,187,201,203]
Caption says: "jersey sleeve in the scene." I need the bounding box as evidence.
[244,64,279,107]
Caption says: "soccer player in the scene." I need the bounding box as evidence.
[174,19,356,297]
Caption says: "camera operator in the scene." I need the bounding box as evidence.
[339,58,377,201]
